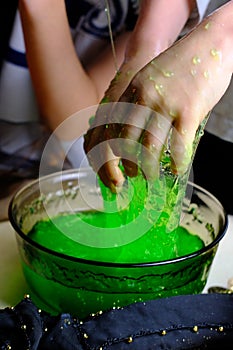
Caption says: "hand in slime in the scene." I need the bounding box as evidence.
[84,2,233,192]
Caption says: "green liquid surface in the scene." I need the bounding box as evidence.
[28,211,204,263]
[27,168,204,263]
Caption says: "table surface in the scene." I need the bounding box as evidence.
[0,216,233,309]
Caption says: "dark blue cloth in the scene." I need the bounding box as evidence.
[1,294,233,349]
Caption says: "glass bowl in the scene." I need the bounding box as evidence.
[8,168,228,319]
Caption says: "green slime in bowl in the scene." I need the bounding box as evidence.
[21,120,214,318]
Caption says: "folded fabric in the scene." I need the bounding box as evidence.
[1,293,233,349]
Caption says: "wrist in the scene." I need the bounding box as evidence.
[202,2,233,73]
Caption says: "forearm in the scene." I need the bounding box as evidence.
[123,0,196,70]
[202,0,233,74]
[167,0,233,93]
[106,0,197,102]
[18,0,99,131]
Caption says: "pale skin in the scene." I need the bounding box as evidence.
[84,1,233,192]
[18,0,196,132]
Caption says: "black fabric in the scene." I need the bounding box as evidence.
[193,131,233,215]
[1,294,233,349]
[0,1,18,72]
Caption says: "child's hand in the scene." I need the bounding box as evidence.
[84,14,233,192]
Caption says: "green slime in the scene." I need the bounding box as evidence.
[28,117,209,262]
[28,170,204,263]
[22,117,211,317]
